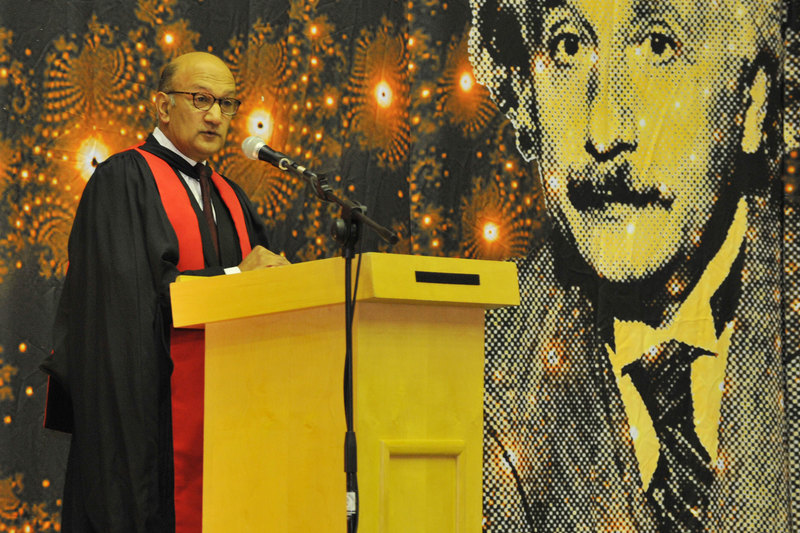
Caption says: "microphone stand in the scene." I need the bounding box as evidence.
[281,163,398,533]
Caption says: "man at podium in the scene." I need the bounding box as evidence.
[469,0,790,531]
[40,51,287,532]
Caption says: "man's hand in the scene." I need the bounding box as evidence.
[238,245,290,271]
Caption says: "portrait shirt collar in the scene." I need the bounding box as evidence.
[606,196,748,488]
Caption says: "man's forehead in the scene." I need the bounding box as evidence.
[174,61,236,94]
[496,0,713,24]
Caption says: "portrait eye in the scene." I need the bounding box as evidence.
[549,32,582,66]
[643,32,677,64]
[194,93,213,105]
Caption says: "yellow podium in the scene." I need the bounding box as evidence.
[170,253,519,532]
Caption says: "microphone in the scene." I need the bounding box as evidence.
[241,136,297,171]
[242,136,399,245]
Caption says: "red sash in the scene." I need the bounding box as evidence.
[136,148,251,532]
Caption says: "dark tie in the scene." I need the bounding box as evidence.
[622,340,714,532]
[194,162,220,260]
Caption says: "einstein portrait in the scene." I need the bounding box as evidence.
[468,0,790,530]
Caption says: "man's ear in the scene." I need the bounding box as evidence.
[741,68,769,154]
[154,92,172,125]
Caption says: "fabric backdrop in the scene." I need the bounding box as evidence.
[0,0,798,530]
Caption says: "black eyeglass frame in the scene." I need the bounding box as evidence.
[167,91,242,116]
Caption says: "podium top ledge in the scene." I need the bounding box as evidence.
[171,252,519,327]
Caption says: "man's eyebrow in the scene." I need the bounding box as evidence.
[631,0,688,28]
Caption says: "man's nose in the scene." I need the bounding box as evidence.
[586,50,637,161]
[204,101,223,124]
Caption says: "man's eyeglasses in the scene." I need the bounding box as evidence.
[167,91,241,116]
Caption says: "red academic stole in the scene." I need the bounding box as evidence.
[136,148,252,533]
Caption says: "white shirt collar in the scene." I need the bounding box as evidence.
[152,127,203,167]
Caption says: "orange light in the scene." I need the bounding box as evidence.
[422,215,432,226]
[164,33,175,45]
[375,81,393,108]
[483,222,500,242]
[246,109,274,140]
[325,96,335,106]
[310,25,319,36]
[459,72,474,92]
[77,137,110,180]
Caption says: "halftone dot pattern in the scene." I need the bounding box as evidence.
[471,0,793,530]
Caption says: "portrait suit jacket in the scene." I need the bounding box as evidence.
[482,193,791,532]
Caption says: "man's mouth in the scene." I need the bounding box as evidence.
[566,163,674,212]
[200,131,220,137]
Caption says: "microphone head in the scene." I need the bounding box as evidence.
[242,136,266,160]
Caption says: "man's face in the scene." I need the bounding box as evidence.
[158,55,236,162]
[472,0,766,282]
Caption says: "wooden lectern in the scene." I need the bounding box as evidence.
[170,252,519,532]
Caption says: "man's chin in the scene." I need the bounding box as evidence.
[574,234,681,283]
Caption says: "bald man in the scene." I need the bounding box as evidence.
[41,52,286,532]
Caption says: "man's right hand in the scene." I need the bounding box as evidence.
[238,245,290,271]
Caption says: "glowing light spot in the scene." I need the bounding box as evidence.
[0,68,8,78]
[246,109,274,140]
[408,62,416,71]
[325,96,335,106]
[3,416,10,425]
[375,81,393,109]
[21,170,29,179]
[42,479,50,488]
[421,88,430,98]
[25,387,33,397]
[77,138,110,180]
[19,343,27,353]
[459,72,474,92]
[164,33,175,45]
[432,238,440,248]
[483,222,500,242]
[630,426,639,440]
[310,25,319,36]
[408,37,415,47]
[422,215,432,226]
[505,161,513,170]
[626,223,635,235]
[310,57,318,67]
[315,132,323,141]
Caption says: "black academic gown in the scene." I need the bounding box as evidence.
[40,135,271,532]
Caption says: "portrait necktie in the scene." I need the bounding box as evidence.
[194,162,220,260]
[622,340,714,532]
